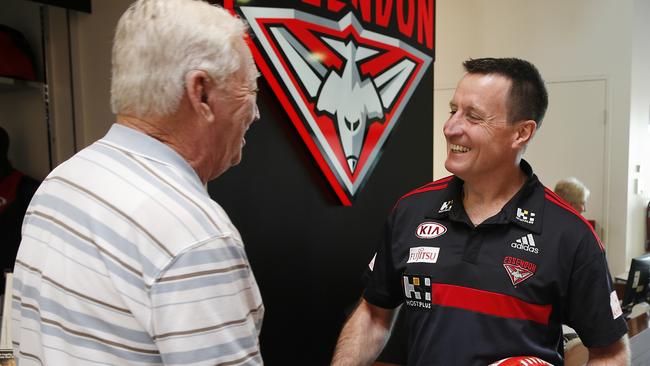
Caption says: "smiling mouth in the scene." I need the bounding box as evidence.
[449,143,471,153]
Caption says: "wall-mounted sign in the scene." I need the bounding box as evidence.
[225,0,434,205]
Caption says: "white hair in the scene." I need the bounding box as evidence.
[110,0,247,117]
[554,177,590,207]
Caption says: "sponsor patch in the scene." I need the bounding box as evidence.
[516,208,536,224]
[610,290,623,319]
[438,200,453,213]
[510,233,539,254]
[368,253,377,271]
[415,221,447,239]
[407,246,440,264]
[403,274,432,309]
[503,256,537,286]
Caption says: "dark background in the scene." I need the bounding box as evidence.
[208,65,433,364]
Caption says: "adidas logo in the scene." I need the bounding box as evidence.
[510,233,539,254]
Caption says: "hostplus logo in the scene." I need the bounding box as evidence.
[511,233,539,254]
[403,274,432,309]
[516,208,536,224]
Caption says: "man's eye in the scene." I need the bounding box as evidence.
[449,110,457,115]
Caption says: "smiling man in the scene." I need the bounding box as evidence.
[332,58,629,365]
[12,1,263,365]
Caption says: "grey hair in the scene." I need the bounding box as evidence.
[110,0,247,117]
[554,177,590,208]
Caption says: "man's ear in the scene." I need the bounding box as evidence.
[513,119,537,148]
[186,70,214,122]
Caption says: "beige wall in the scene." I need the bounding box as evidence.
[434,0,649,274]
[69,0,133,148]
[0,0,50,180]
[628,0,650,261]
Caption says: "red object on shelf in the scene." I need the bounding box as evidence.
[0,25,37,81]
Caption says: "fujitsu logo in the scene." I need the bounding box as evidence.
[235,6,433,205]
[415,221,447,239]
[407,246,440,264]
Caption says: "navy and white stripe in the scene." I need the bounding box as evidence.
[12,124,264,365]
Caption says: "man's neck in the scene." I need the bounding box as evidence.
[461,162,527,226]
[116,114,207,184]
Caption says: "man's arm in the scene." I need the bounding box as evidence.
[331,299,397,366]
[586,335,630,366]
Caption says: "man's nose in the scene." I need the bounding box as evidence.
[443,113,461,138]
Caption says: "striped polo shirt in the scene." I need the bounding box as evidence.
[12,124,264,365]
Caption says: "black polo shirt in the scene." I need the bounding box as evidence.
[364,160,628,366]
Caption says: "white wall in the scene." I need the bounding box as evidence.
[628,0,650,260]
[433,0,644,274]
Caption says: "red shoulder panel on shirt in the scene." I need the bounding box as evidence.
[392,176,453,211]
[543,187,604,252]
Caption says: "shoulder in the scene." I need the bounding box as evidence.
[393,175,454,211]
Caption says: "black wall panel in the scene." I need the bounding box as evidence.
[208,66,433,364]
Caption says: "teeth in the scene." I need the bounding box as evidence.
[450,144,470,153]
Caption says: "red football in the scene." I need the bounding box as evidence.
[489,356,552,365]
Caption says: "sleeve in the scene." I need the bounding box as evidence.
[149,236,264,366]
[362,210,404,309]
[564,233,628,348]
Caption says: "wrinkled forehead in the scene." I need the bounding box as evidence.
[452,72,511,109]
[460,72,512,92]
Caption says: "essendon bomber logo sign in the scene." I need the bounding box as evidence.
[223,0,434,205]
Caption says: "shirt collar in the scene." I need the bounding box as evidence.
[425,159,545,234]
[101,124,205,192]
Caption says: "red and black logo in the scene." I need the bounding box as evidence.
[225,1,433,205]
[503,256,537,286]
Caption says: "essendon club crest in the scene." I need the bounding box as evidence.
[503,256,537,286]
[225,3,433,205]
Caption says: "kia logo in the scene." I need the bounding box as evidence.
[415,222,447,239]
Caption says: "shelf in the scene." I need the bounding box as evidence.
[0,76,43,92]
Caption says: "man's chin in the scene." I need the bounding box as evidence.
[444,160,461,176]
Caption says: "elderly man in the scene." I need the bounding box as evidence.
[554,177,590,214]
[331,58,628,365]
[12,1,263,365]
